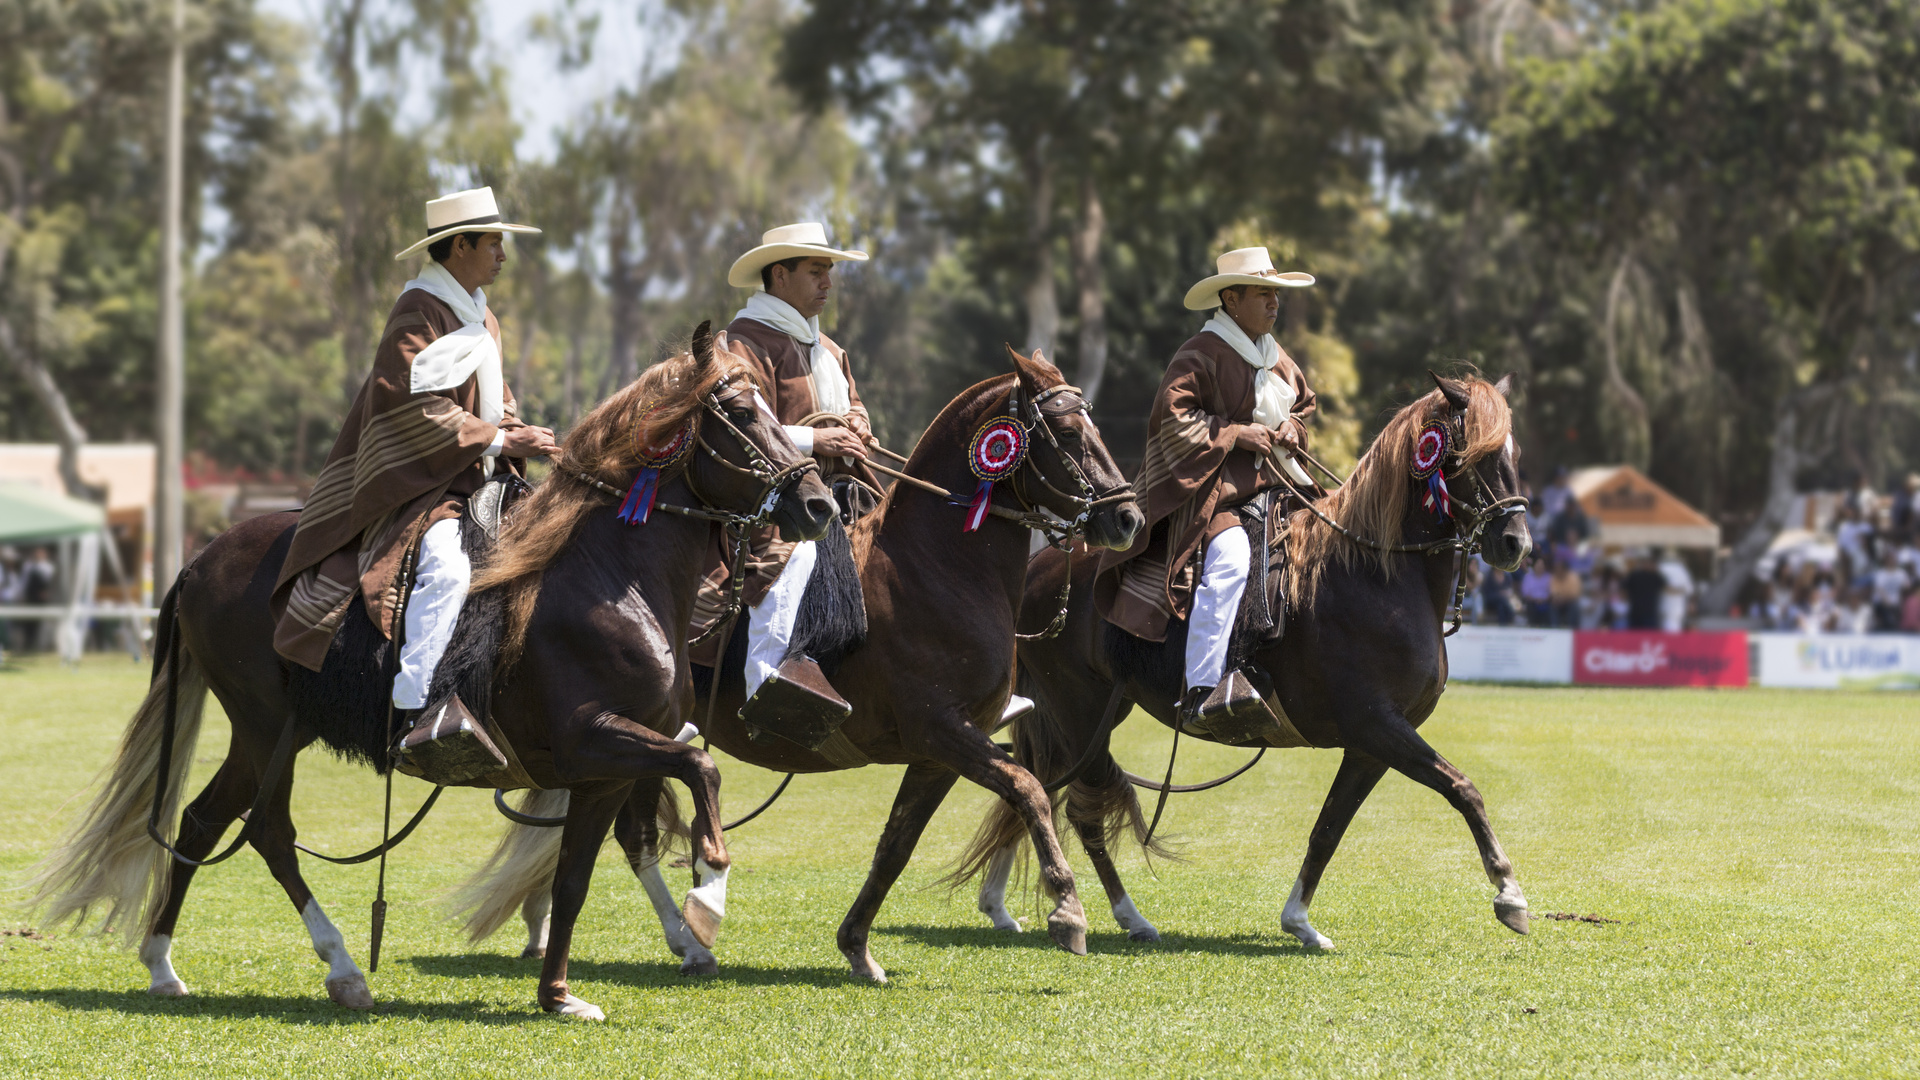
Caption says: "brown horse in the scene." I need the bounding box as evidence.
[28,327,836,1021]
[960,373,1535,948]
[457,347,1144,982]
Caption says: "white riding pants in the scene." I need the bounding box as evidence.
[393,518,470,710]
[1184,525,1250,693]
[744,539,818,698]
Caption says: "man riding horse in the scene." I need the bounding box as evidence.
[271,187,558,762]
[1093,246,1318,734]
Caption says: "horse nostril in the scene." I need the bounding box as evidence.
[805,496,834,521]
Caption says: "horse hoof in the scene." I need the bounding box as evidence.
[1128,926,1161,944]
[679,950,719,977]
[683,893,721,949]
[546,994,606,1021]
[148,979,189,998]
[1495,902,1531,935]
[842,946,888,984]
[1047,916,1089,956]
[520,945,546,959]
[326,973,375,1010]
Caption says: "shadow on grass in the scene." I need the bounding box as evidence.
[0,987,534,1025]
[406,952,857,989]
[873,923,1329,958]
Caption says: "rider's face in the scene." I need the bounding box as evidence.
[1222,285,1280,338]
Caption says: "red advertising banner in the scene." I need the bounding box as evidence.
[1572,631,1749,687]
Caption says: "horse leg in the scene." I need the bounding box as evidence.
[933,723,1089,956]
[141,753,258,996]
[520,891,551,959]
[1346,719,1529,934]
[611,781,717,976]
[975,844,1022,932]
[538,787,626,1020]
[247,755,374,1009]
[1281,750,1390,950]
[837,762,960,983]
[1067,757,1160,943]
[1069,819,1159,943]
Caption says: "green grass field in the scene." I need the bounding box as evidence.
[1,656,1916,1078]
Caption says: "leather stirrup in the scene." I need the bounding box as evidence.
[739,656,852,751]
[394,693,508,786]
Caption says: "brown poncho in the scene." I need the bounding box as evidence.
[1094,329,1315,641]
[270,288,523,670]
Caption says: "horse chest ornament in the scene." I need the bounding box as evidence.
[963,416,1030,532]
[617,410,696,525]
[1410,419,1453,520]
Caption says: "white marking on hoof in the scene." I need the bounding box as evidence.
[673,723,700,743]
[679,947,719,977]
[1111,895,1160,942]
[843,945,887,984]
[548,994,605,1021]
[141,934,188,996]
[977,847,1021,931]
[521,894,551,959]
[1494,883,1530,934]
[1281,878,1334,950]
[682,859,728,949]
[302,899,371,1006]
[637,857,698,959]
[326,973,375,1010]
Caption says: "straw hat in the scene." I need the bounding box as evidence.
[1182,247,1315,310]
[727,222,869,288]
[392,187,541,261]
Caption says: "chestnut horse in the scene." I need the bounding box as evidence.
[457,347,1144,982]
[30,327,836,1021]
[961,373,1535,947]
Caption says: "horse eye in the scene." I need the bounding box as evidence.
[729,407,756,424]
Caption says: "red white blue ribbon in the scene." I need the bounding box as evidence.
[1410,419,1452,520]
[617,413,694,525]
[961,417,1029,533]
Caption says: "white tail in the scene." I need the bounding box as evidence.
[27,644,209,946]
[447,788,569,942]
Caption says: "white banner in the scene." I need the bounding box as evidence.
[1445,626,1574,684]
[1753,633,1920,690]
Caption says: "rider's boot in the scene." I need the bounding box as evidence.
[740,656,852,751]
[1186,669,1284,745]
[394,693,508,785]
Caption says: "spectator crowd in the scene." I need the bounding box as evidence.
[1464,469,1920,635]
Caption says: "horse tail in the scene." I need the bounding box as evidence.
[26,581,208,946]
[448,788,569,943]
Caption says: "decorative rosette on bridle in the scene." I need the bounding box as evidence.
[1410,419,1453,520]
[617,408,696,525]
[960,416,1030,532]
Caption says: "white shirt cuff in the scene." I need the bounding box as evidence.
[783,425,815,455]
[483,429,506,457]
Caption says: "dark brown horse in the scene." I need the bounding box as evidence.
[458,347,1144,981]
[961,373,1535,948]
[29,328,836,1021]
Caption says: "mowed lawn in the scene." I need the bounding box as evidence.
[1,657,1917,1078]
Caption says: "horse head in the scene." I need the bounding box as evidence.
[1006,346,1143,552]
[1429,371,1531,572]
[679,321,836,541]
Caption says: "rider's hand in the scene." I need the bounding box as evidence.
[812,427,869,460]
[501,424,558,458]
[1274,423,1302,450]
[846,413,873,443]
[1232,424,1275,454]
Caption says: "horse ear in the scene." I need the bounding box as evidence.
[691,320,714,369]
[1007,344,1064,399]
[1494,372,1516,398]
[1428,369,1471,412]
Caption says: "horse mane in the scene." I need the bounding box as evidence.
[473,323,751,666]
[1286,379,1511,608]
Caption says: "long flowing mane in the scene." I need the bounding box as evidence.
[1287,379,1512,606]
[473,326,751,662]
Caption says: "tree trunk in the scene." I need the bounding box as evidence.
[1069,174,1108,405]
[1701,389,1822,615]
[604,199,641,398]
[1021,141,1058,357]
[0,318,104,502]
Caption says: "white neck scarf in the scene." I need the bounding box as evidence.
[1203,311,1311,485]
[403,261,504,476]
[736,291,851,416]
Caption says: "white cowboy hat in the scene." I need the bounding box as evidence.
[1182,246,1315,310]
[392,187,541,261]
[727,222,869,288]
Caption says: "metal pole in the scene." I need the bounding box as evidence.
[153,0,187,598]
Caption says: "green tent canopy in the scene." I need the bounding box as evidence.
[0,481,107,544]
